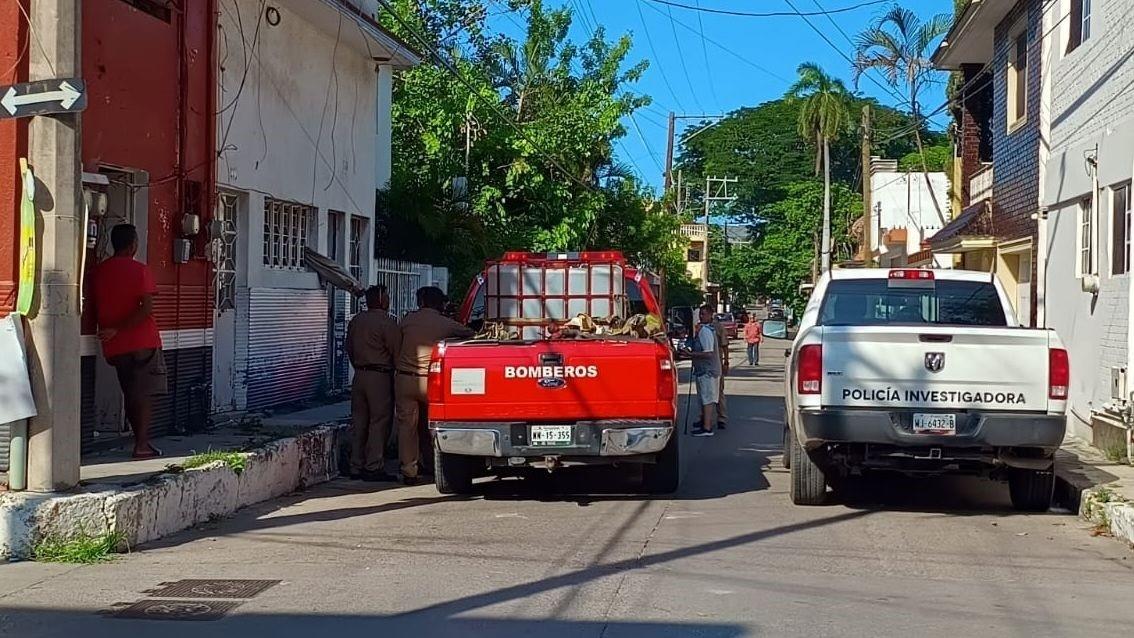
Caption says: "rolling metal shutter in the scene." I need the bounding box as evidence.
[246,288,328,410]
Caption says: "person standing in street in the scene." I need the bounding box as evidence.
[688,305,722,437]
[395,286,475,485]
[712,313,730,430]
[346,285,401,482]
[744,317,763,366]
[92,224,166,459]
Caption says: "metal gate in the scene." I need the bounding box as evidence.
[375,258,426,319]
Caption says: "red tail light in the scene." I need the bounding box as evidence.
[888,269,934,280]
[1049,348,1069,400]
[797,344,823,395]
[427,345,444,403]
[657,352,676,401]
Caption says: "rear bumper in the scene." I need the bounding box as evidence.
[798,409,1066,451]
[431,420,673,458]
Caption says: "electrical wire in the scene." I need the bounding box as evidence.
[692,0,723,111]
[324,13,345,192]
[634,0,688,112]
[14,0,57,77]
[645,0,888,18]
[664,5,705,112]
[218,0,267,158]
[312,12,344,199]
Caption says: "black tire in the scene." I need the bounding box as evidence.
[789,428,827,505]
[1008,464,1054,512]
[434,448,475,495]
[643,431,681,494]
[782,425,791,469]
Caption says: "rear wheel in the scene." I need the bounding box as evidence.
[1008,464,1054,512]
[434,448,476,495]
[643,432,681,494]
[789,429,827,505]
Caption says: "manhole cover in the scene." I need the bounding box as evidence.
[147,579,280,599]
[111,599,242,621]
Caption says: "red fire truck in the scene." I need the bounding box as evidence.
[426,251,679,494]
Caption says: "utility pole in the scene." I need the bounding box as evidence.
[703,175,738,300]
[861,104,874,267]
[25,0,83,491]
[664,112,675,193]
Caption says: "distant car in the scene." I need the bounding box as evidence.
[714,312,738,339]
[768,308,786,322]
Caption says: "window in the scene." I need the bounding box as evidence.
[1113,184,1131,275]
[262,199,313,270]
[817,279,1008,327]
[327,211,344,263]
[687,248,702,262]
[1068,0,1092,53]
[1008,28,1029,128]
[1079,196,1095,277]
[349,216,366,312]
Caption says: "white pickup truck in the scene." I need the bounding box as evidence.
[784,269,1069,511]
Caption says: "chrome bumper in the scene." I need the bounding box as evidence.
[599,426,673,456]
[434,428,502,457]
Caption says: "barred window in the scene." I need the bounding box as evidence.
[262,198,313,270]
[349,216,366,313]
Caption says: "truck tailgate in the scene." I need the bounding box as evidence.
[432,340,672,422]
[821,326,1053,412]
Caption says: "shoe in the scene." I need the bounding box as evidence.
[360,470,397,482]
[717,421,727,431]
[402,474,429,486]
[692,428,715,438]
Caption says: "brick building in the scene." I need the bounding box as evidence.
[930,0,1046,326]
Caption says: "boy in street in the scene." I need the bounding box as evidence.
[92,224,166,459]
[744,316,763,365]
[688,305,722,437]
[346,285,401,482]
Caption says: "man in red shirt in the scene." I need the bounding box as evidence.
[744,317,763,366]
[93,224,166,459]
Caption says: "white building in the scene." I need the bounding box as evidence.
[1042,0,1134,454]
[211,0,419,412]
[867,158,952,268]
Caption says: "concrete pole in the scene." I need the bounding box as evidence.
[861,105,873,266]
[664,112,675,194]
[25,0,82,492]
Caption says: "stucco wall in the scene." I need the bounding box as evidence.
[871,170,951,267]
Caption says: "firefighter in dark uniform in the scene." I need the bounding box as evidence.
[346,284,401,481]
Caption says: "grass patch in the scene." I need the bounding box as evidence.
[183,449,247,475]
[1103,442,1130,464]
[33,530,127,564]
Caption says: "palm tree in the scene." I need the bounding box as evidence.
[854,6,952,223]
[788,62,852,274]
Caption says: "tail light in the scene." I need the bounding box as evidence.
[1049,348,1069,400]
[797,344,823,395]
[427,345,444,403]
[658,353,676,401]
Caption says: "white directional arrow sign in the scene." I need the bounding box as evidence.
[0,78,87,119]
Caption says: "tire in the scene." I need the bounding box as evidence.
[434,447,475,495]
[781,425,791,469]
[643,431,681,494]
[788,428,827,505]
[1008,464,1054,512]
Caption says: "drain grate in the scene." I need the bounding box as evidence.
[111,599,242,621]
[147,579,280,599]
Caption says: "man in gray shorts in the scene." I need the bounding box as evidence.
[687,305,722,437]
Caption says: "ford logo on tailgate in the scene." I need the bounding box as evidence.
[538,378,567,389]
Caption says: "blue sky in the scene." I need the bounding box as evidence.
[487,0,954,192]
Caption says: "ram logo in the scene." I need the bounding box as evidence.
[924,352,945,373]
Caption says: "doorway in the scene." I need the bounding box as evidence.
[212,191,241,413]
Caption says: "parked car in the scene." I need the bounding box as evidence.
[429,251,680,495]
[714,312,738,339]
[784,268,1069,511]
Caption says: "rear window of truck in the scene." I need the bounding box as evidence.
[818,279,1008,326]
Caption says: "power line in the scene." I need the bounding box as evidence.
[692,0,724,111]
[664,5,705,112]
[634,0,688,112]
[644,0,888,18]
[628,113,666,174]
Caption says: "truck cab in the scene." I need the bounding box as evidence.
[427,252,680,494]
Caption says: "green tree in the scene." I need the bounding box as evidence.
[788,62,853,274]
[854,5,952,224]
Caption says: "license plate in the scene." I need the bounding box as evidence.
[530,425,573,446]
[913,413,956,435]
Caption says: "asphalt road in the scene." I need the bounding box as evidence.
[2,342,1132,637]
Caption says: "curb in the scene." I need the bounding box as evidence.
[0,424,348,560]
[1054,450,1134,550]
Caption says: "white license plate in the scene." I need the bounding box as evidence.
[530,425,573,446]
[913,413,956,435]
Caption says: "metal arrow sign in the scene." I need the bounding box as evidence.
[0,78,87,119]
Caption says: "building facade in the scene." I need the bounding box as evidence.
[1042,0,1134,449]
[867,157,951,268]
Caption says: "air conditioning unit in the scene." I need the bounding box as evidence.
[1111,366,1127,401]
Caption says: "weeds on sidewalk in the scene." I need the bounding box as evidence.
[33,530,127,564]
[182,450,247,475]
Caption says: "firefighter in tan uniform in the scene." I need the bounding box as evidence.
[346,285,401,481]
[396,286,475,484]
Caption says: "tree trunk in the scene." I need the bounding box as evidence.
[821,137,832,273]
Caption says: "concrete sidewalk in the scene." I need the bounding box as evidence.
[1,402,352,560]
[1055,437,1134,549]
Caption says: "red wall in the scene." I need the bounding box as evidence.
[81,0,215,332]
[0,1,28,314]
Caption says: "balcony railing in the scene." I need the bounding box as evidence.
[970,163,993,204]
[680,223,708,240]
